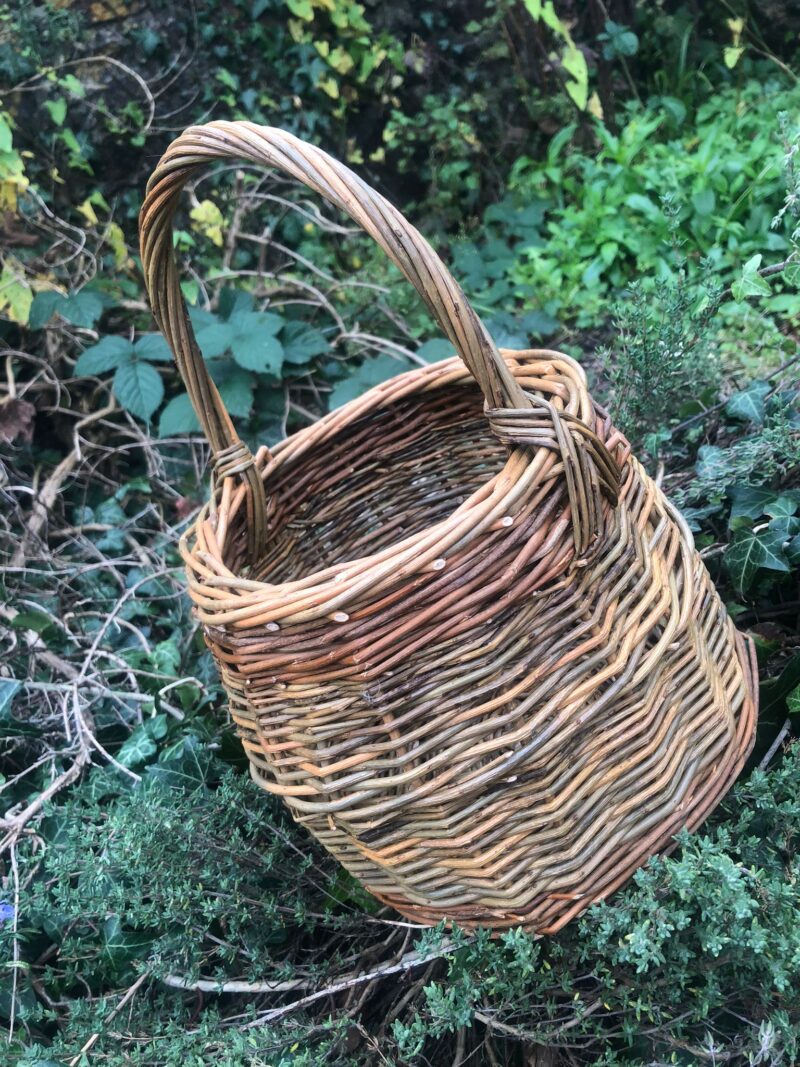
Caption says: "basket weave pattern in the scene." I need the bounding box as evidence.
[140,122,757,933]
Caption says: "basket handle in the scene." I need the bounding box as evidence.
[139,121,531,556]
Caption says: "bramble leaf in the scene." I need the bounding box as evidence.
[113,360,164,420]
[75,336,134,375]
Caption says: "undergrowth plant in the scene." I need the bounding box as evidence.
[2,3,800,1065]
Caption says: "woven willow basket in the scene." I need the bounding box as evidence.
[140,122,758,934]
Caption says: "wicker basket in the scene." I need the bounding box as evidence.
[139,122,757,934]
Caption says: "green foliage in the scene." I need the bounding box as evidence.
[602,258,722,441]
[3,3,800,1064]
[502,79,799,325]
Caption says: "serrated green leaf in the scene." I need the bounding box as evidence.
[75,336,134,375]
[230,309,283,336]
[329,354,411,409]
[691,187,715,217]
[218,288,254,320]
[60,290,105,327]
[281,320,330,363]
[232,331,284,374]
[788,685,800,716]
[28,291,62,329]
[417,339,454,363]
[134,334,174,362]
[158,393,200,437]
[215,368,255,417]
[113,360,164,421]
[188,306,218,330]
[195,322,234,359]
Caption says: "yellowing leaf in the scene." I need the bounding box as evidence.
[562,44,589,110]
[587,91,604,119]
[189,199,225,247]
[328,47,355,75]
[0,263,33,324]
[77,198,99,225]
[286,0,314,20]
[0,113,29,212]
[727,17,744,44]
[287,18,307,42]
[106,222,129,267]
[318,76,339,99]
[724,45,744,69]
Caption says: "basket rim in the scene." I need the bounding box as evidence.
[180,348,606,629]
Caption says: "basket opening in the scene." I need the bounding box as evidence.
[250,380,508,584]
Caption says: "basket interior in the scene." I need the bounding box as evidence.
[251,380,508,584]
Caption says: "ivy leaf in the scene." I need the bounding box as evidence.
[0,678,20,715]
[695,445,730,484]
[145,735,215,792]
[727,485,778,522]
[329,354,411,409]
[286,0,313,20]
[134,334,174,362]
[75,336,135,375]
[788,534,800,565]
[116,725,158,768]
[113,360,164,421]
[101,916,154,974]
[769,514,800,541]
[724,528,790,594]
[760,656,800,721]
[731,254,771,302]
[189,199,224,247]
[764,494,800,519]
[281,321,330,364]
[725,381,770,424]
[0,679,38,737]
[158,393,199,437]
[764,494,800,540]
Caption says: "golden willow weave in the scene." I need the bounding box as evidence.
[139,122,757,934]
